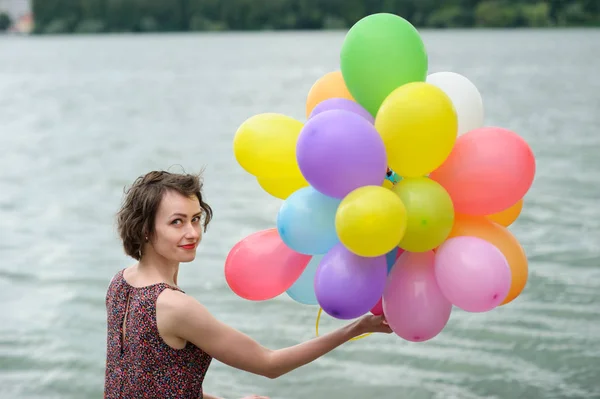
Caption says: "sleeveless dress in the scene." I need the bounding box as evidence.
[104,269,213,399]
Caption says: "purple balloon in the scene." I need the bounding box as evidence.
[296,109,387,199]
[314,243,387,319]
[309,98,375,124]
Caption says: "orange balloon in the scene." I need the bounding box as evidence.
[225,229,311,301]
[306,71,355,118]
[446,214,528,306]
[486,199,523,227]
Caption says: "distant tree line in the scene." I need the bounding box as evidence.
[0,12,13,31]
[30,0,599,34]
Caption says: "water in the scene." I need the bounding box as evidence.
[1,28,599,399]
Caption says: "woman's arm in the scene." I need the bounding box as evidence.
[157,290,391,379]
[205,394,270,399]
[205,395,270,399]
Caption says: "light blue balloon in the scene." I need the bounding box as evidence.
[276,186,341,255]
[286,255,322,305]
[385,247,399,274]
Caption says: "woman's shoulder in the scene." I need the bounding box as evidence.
[105,268,127,305]
[156,288,209,324]
[156,287,192,311]
[106,268,126,291]
[109,263,143,285]
[155,288,204,335]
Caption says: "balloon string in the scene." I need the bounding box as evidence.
[315,307,372,341]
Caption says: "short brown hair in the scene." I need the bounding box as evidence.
[116,170,213,260]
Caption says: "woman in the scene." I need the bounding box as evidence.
[104,170,392,399]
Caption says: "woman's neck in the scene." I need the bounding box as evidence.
[137,255,180,287]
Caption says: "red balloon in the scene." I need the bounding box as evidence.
[430,127,535,215]
[370,297,384,316]
[225,229,311,301]
[396,248,404,261]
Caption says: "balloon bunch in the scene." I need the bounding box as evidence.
[226,13,536,343]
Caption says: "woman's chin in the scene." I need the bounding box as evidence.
[177,253,197,263]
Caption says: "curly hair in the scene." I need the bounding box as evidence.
[116,170,213,260]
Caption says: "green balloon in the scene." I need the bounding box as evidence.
[340,13,428,117]
[391,177,454,253]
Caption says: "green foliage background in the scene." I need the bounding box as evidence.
[6,0,599,34]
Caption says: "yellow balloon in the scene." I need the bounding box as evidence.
[391,177,454,252]
[233,113,304,178]
[335,186,407,257]
[375,82,458,177]
[486,198,523,227]
[256,173,309,200]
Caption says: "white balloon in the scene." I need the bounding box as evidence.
[426,72,484,136]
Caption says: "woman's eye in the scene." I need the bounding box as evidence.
[171,219,182,225]
[192,216,201,223]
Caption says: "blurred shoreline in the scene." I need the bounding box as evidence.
[0,0,598,36]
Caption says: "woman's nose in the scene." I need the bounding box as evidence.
[185,224,200,239]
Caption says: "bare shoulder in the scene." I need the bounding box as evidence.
[155,288,212,349]
[156,289,204,320]
[156,288,190,307]
[156,289,213,331]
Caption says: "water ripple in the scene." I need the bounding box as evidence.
[1,29,599,399]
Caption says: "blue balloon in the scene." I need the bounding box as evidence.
[286,255,322,305]
[385,247,399,274]
[277,186,341,255]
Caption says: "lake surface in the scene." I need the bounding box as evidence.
[1,28,599,399]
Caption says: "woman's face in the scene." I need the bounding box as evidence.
[150,190,203,263]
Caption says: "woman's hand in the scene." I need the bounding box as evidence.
[352,314,393,336]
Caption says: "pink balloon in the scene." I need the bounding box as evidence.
[434,236,511,313]
[382,251,452,342]
[225,229,311,301]
[429,126,536,215]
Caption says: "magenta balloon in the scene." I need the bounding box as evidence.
[296,109,387,199]
[434,236,511,313]
[309,98,375,124]
[314,243,387,319]
[382,251,452,342]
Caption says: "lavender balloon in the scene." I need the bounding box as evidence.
[296,109,387,199]
[314,243,387,319]
[309,98,375,124]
